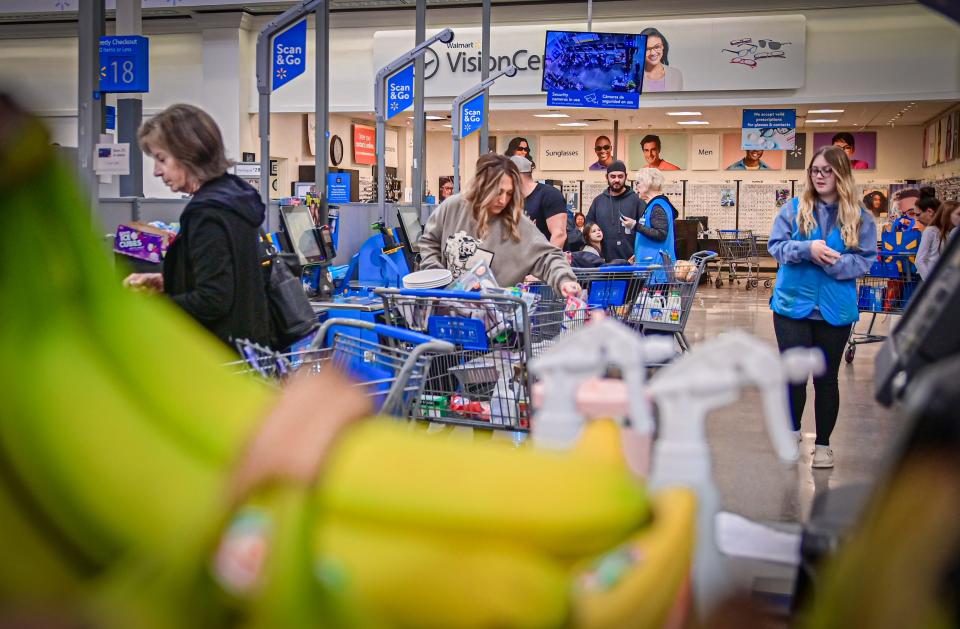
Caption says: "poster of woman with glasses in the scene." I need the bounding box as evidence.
[813,131,876,170]
[639,27,683,92]
[588,135,616,171]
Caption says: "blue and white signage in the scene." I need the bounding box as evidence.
[742,109,796,150]
[272,20,307,91]
[105,105,116,132]
[460,92,484,138]
[542,31,646,110]
[98,36,149,93]
[386,63,415,119]
[327,172,351,203]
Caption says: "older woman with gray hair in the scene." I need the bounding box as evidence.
[631,168,677,264]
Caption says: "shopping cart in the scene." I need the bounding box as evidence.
[376,287,591,431]
[228,318,454,417]
[714,229,771,290]
[565,251,715,352]
[845,253,918,363]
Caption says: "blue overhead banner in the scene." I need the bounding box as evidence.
[272,20,307,91]
[98,36,149,93]
[460,92,485,138]
[386,63,415,119]
[741,108,797,150]
[327,172,351,203]
[742,109,797,129]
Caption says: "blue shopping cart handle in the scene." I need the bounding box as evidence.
[694,250,718,259]
[396,288,485,300]
[370,323,439,346]
[576,264,656,272]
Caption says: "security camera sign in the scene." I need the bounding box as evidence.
[460,92,485,138]
[272,20,306,91]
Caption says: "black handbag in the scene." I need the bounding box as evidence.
[259,232,317,350]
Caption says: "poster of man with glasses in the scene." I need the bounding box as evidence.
[589,135,616,170]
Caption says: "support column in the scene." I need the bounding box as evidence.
[479,0,490,156]
[412,0,426,209]
[194,12,254,166]
[116,0,142,197]
[78,0,105,214]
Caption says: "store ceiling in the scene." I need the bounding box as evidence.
[0,0,915,23]
[344,100,957,132]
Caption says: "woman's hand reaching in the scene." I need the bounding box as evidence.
[123,272,164,293]
[560,280,582,298]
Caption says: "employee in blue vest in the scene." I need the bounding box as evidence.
[629,167,676,270]
[768,145,877,469]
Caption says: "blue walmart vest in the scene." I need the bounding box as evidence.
[770,198,859,326]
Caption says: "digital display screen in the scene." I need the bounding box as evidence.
[397,206,423,250]
[280,205,322,265]
[541,30,646,109]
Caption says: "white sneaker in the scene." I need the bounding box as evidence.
[812,445,834,468]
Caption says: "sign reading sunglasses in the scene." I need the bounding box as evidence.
[741,109,796,150]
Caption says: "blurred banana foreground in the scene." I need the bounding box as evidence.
[0,99,695,629]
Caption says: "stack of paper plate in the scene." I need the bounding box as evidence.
[402,269,452,289]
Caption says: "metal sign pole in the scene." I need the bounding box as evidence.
[256,0,327,210]
[314,3,329,227]
[374,28,454,223]
[451,65,517,193]
[412,0,427,213]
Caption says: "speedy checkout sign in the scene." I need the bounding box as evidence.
[272,20,307,91]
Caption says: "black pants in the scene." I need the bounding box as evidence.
[772,313,852,446]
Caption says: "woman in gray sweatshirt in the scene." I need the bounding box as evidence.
[420,153,581,296]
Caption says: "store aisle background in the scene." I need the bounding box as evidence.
[685,282,894,525]
[683,278,896,610]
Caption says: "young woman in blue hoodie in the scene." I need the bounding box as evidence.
[768,146,877,469]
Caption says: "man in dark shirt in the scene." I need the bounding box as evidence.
[586,160,645,261]
[511,155,567,249]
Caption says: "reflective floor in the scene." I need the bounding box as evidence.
[685,276,899,610]
[686,279,897,525]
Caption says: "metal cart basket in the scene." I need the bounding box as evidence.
[845,253,918,363]
[714,229,770,290]
[228,318,454,417]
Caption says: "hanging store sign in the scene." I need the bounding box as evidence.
[386,63,415,119]
[272,19,307,91]
[98,36,149,93]
[373,16,805,97]
[460,92,485,138]
[742,109,797,150]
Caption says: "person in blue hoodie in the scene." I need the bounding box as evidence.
[124,104,273,349]
[768,145,877,469]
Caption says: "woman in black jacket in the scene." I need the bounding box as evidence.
[123,104,272,348]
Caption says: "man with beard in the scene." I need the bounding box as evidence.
[585,160,645,261]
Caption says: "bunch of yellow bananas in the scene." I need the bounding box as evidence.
[0,106,694,628]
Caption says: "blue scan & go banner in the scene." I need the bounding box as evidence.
[460,92,485,138]
[272,20,307,91]
[386,63,415,119]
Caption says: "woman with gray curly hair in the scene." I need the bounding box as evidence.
[631,167,677,264]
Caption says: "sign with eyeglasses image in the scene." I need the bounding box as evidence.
[742,109,796,150]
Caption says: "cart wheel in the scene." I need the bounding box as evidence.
[749,279,759,288]
[844,346,856,364]
[715,277,723,289]
[764,279,772,289]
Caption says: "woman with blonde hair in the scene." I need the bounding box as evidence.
[768,145,877,468]
[419,153,580,296]
[628,167,677,265]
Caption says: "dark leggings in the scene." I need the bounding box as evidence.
[772,313,852,446]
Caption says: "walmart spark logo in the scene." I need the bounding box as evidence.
[275,67,288,81]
